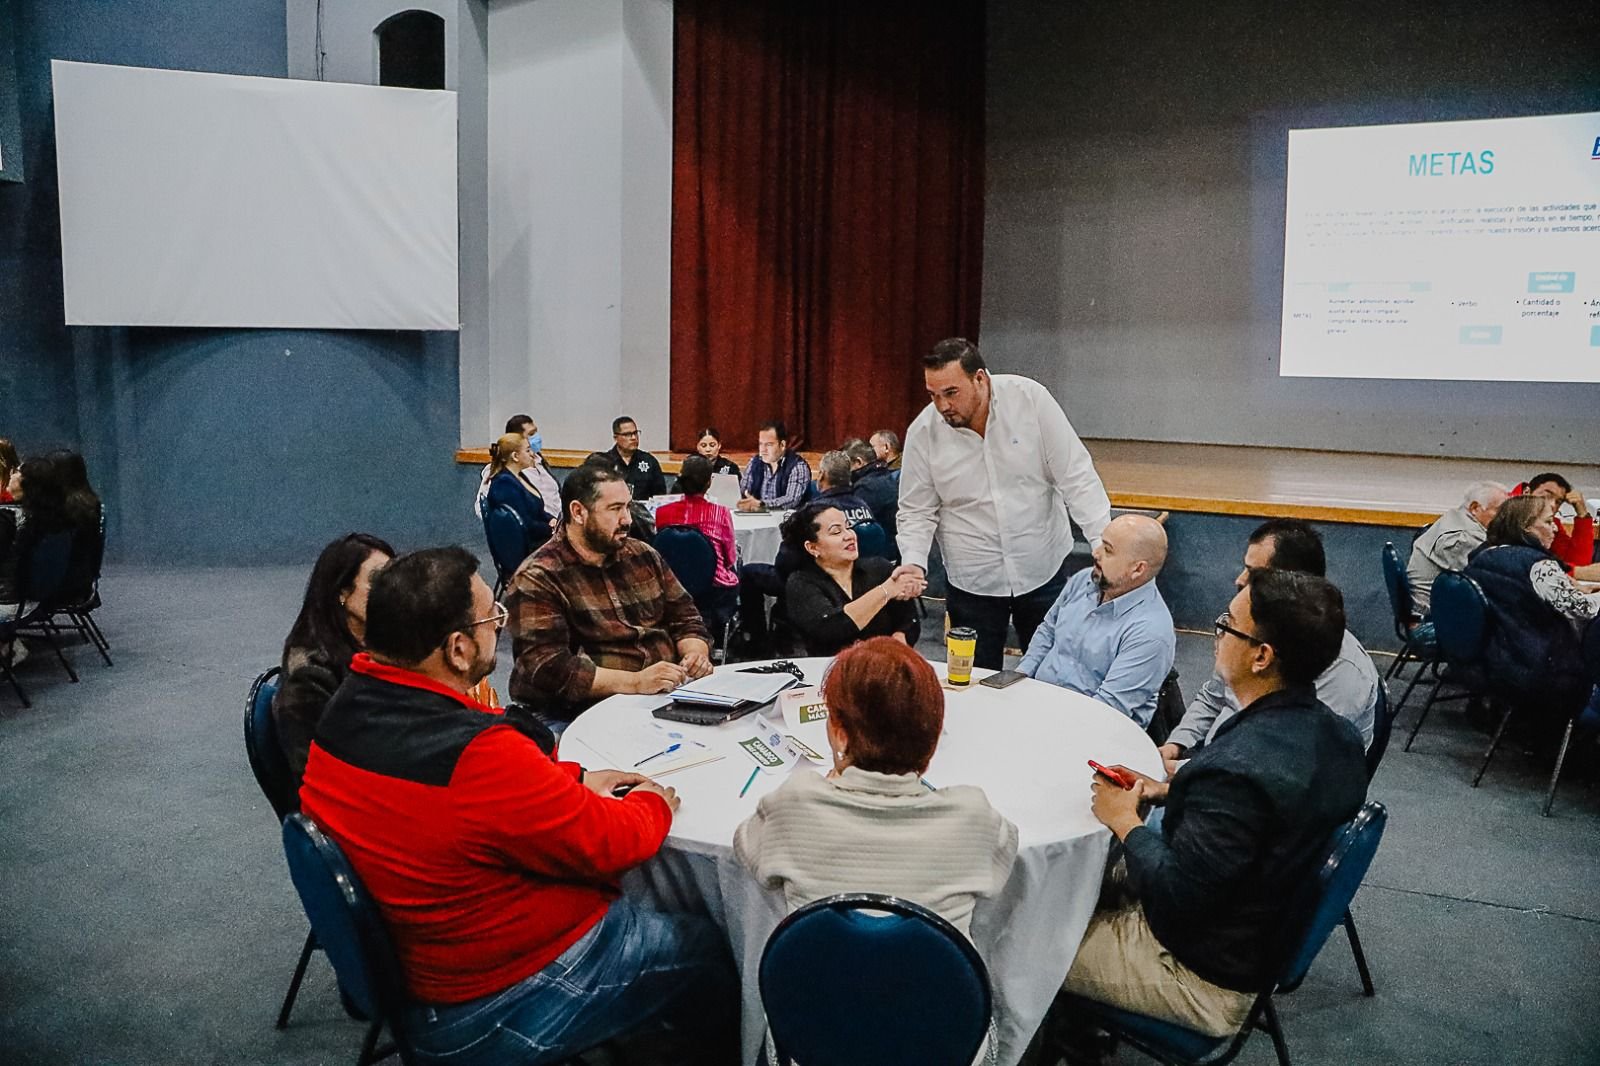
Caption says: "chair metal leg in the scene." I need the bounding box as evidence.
[1261,998,1292,1066]
[1394,653,1436,713]
[1472,700,1515,787]
[276,929,317,1029]
[1542,717,1576,817]
[40,628,78,683]
[1344,909,1375,996]
[1,660,29,708]
[1404,672,1449,751]
[76,613,113,666]
[357,1017,384,1065]
[1384,634,1417,680]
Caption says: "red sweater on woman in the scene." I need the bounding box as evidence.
[299,655,672,1004]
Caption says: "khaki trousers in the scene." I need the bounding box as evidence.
[1063,906,1255,1039]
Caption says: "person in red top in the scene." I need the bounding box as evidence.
[654,454,739,597]
[299,546,738,1066]
[1513,472,1597,578]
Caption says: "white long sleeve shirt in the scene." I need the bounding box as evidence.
[895,374,1112,597]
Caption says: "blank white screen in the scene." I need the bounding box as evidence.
[52,60,458,330]
[1280,111,1600,383]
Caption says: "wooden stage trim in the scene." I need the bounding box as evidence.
[455,439,1598,530]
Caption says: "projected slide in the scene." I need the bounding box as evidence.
[1280,112,1600,383]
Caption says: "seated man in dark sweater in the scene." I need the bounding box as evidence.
[1063,568,1367,1040]
[300,546,737,1066]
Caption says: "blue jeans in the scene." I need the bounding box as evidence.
[945,558,1072,670]
[403,899,739,1066]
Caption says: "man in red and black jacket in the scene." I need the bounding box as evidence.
[300,546,738,1066]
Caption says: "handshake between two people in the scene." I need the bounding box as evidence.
[885,563,930,601]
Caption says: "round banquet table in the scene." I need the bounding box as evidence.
[731,510,785,567]
[557,657,1163,1066]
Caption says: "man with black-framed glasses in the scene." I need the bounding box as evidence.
[300,546,738,1066]
[602,415,667,500]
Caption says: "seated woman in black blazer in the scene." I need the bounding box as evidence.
[484,431,555,555]
[782,501,924,656]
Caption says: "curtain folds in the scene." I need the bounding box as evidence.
[669,0,985,453]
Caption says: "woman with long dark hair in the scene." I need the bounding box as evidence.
[0,455,70,667]
[780,501,923,656]
[274,532,395,789]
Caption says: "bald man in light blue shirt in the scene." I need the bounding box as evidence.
[1018,515,1175,726]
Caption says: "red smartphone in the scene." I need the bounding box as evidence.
[1088,760,1137,790]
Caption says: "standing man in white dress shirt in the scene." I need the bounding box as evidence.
[895,338,1113,670]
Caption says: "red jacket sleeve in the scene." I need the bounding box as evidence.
[1553,515,1594,568]
[451,727,672,881]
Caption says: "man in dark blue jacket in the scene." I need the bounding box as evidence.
[1062,569,1368,1040]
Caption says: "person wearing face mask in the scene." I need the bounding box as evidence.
[781,502,923,657]
[300,547,739,1066]
[505,464,713,725]
[475,415,558,519]
[483,432,556,555]
[1017,515,1175,727]
[274,533,395,790]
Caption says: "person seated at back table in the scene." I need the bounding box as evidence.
[300,546,738,1066]
[1018,514,1175,728]
[1059,570,1368,1044]
[735,636,1017,937]
[1159,518,1380,767]
[782,501,923,657]
[602,415,667,500]
[654,455,739,618]
[0,454,70,667]
[738,420,812,512]
[813,449,876,528]
[475,414,558,519]
[483,432,556,557]
[274,532,395,790]
[871,428,903,472]
[843,437,899,551]
[679,425,742,485]
[1512,471,1599,580]
[1407,480,1507,615]
[506,464,713,725]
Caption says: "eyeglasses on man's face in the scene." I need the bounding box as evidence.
[1213,613,1263,645]
[465,601,509,634]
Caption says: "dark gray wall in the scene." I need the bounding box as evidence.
[983,0,1600,462]
[0,0,480,564]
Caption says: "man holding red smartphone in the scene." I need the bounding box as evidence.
[1056,569,1368,1047]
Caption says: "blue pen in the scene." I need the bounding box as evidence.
[635,743,683,768]
[739,766,760,798]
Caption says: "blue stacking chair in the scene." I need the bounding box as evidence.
[483,504,528,599]
[1054,802,1388,1066]
[243,667,324,1030]
[852,519,891,560]
[1380,542,1436,711]
[759,893,993,1066]
[654,525,735,661]
[1,530,80,707]
[1403,570,1490,754]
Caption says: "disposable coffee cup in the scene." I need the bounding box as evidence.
[946,627,977,686]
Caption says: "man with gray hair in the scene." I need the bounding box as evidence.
[814,449,876,528]
[1407,481,1508,613]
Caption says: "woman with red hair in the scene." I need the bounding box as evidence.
[734,637,1017,937]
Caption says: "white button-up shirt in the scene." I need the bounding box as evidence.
[896,373,1112,597]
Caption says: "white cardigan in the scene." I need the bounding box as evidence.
[733,766,1019,937]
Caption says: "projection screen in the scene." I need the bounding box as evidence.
[52,60,458,330]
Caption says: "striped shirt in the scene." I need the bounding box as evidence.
[653,494,739,587]
[506,533,710,715]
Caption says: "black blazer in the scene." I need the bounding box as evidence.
[784,555,919,657]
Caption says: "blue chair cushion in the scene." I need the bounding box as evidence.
[1059,993,1231,1063]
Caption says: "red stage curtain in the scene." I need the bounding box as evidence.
[669,0,985,454]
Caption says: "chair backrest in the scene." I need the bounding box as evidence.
[17,530,74,606]
[654,525,717,600]
[1363,681,1395,780]
[483,504,528,582]
[1582,616,1600,685]
[61,506,106,604]
[1380,542,1417,640]
[282,813,414,1058]
[243,667,295,818]
[759,893,992,1066]
[1428,570,1490,664]
[1277,801,1388,993]
[852,519,891,560]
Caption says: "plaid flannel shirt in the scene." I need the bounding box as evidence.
[506,532,710,714]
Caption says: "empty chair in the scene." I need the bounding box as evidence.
[654,525,735,659]
[1,530,81,706]
[1403,570,1490,754]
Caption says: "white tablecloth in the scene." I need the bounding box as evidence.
[557,657,1163,1066]
[732,511,785,567]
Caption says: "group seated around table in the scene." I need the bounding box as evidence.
[1406,480,1508,616]
[1018,513,1175,728]
[653,453,740,617]
[297,546,740,1066]
[1510,470,1597,577]
[739,419,812,512]
[780,500,924,657]
[505,463,713,726]
[1160,519,1381,767]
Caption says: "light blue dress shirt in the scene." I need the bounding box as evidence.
[1017,568,1176,726]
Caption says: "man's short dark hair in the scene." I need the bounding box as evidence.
[1247,569,1345,686]
[758,420,788,442]
[1248,518,1326,577]
[923,337,986,375]
[1527,472,1571,494]
[612,416,637,435]
[505,414,533,434]
[563,462,627,513]
[677,454,713,496]
[843,439,876,466]
[364,547,479,665]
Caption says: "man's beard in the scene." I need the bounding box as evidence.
[940,411,968,428]
[468,648,498,686]
[581,519,628,556]
[1090,565,1109,591]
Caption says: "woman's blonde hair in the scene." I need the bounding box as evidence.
[487,432,528,479]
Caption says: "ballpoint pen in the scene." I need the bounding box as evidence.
[739,766,760,797]
[635,743,683,767]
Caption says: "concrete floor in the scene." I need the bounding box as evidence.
[1,565,1596,1065]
